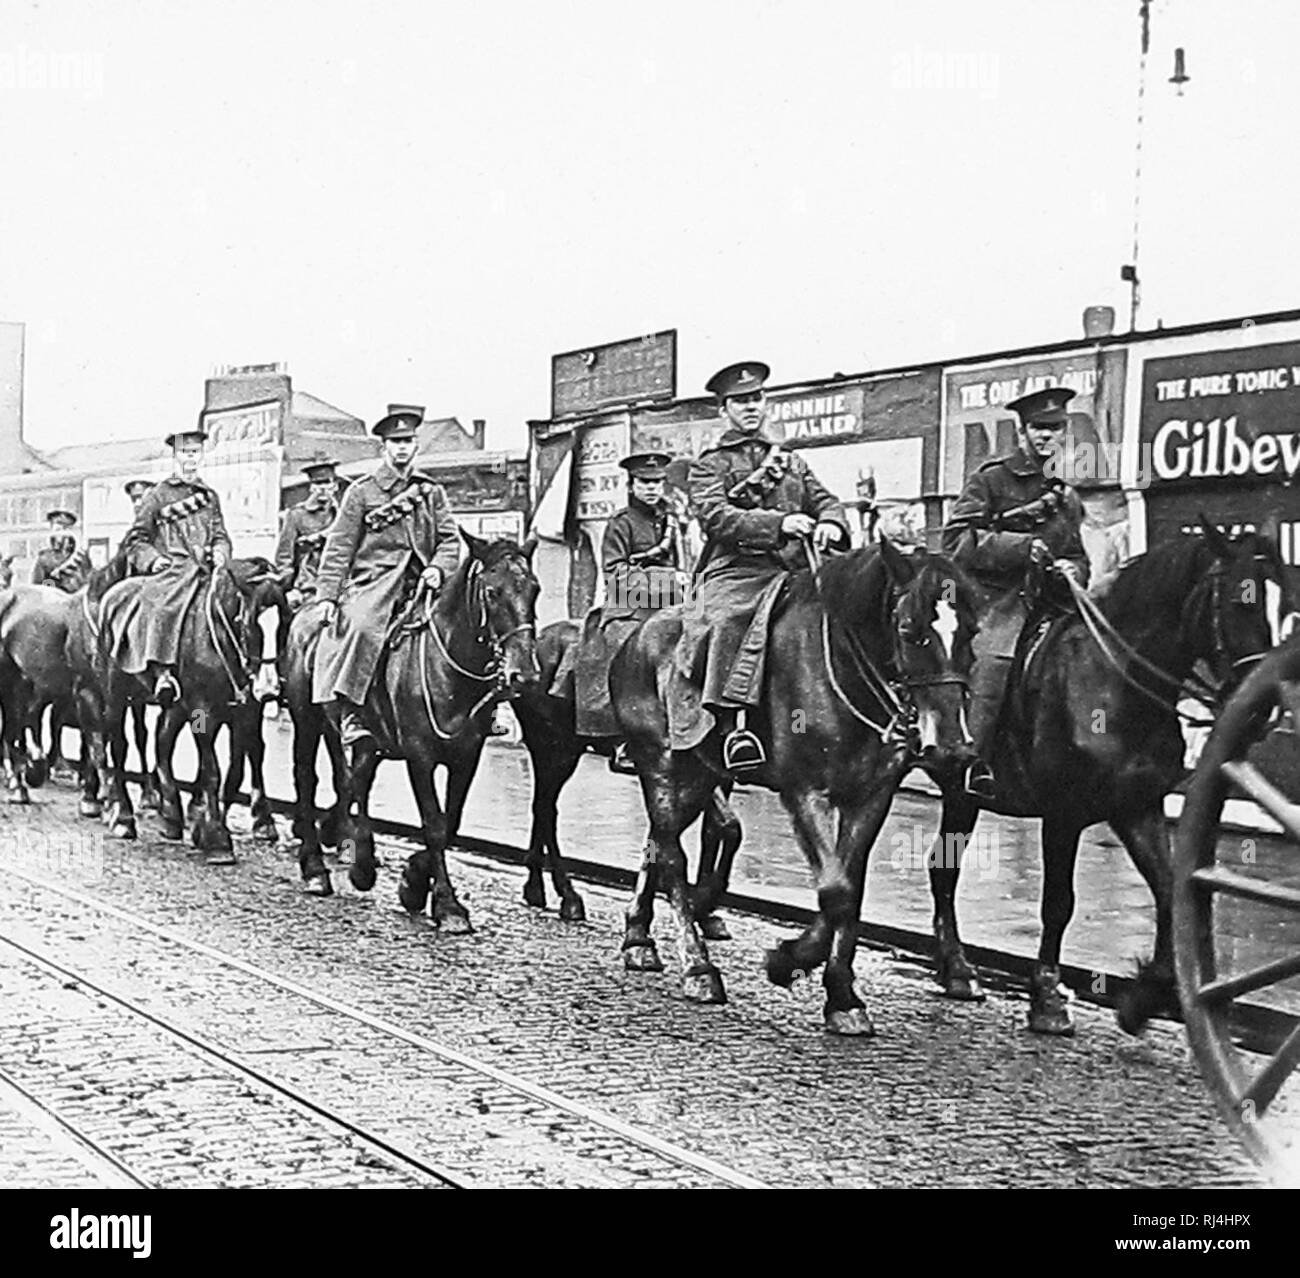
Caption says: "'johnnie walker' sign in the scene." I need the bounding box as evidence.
[766,387,865,441]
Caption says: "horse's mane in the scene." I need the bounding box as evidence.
[1101,530,1279,634]
[85,541,131,600]
[783,543,977,629]
[439,539,531,617]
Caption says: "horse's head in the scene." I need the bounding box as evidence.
[1186,516,1281,697]
[460,529,541,695]
[223,557,287,701]
[879,539,980,782]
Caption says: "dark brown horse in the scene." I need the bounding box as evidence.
[87,557,283,859]
[511,620,742,930]
[285,532,540,921]
[927,524,1281,1036]
[610,540,981,1032]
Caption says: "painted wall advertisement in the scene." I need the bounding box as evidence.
[573,417,630,523]
[941,349,1127,495]
[1139,337,1300,570]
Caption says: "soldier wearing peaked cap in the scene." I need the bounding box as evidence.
[941,385,1089,797]
[276,459,342,609]
[31,510,85,591]
[677,361,849,772]
[105,420,232,704]
[565,451,692,767]
[311,411,461,746]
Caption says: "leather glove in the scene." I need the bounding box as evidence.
[812,521,841,552]
[1028,538,1053,566]
[150,556,171,574]
[286,588,304,610]
[420,565,444,592]
[1052,559,1083,585]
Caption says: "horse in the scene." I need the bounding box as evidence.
[284,531,539,919]
[0,582,82,803]
[511,619,743,930]
[610,539,981,1032]
[88,556,283,860]
[926,522,1282,1037]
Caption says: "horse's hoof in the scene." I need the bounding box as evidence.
[197,823,233,855]
[559,895,587,923]
[319,814,341,848]
[78,799,102,819]
[764,945,800,989]
[24,759,48,789]
[433,907,473,935]
[522,879,546,909]
[160,820,184,842]
[302,873,334,897]
[397,879,428,913]
[110,820,136,841]
[204,850,237,867]
[348,859,376,892]
[252,818,279,843]
[6,786,30,805]
[938,962,987,1002]
[825,1006,877,1037]
[1028,1005,1076,1036]
[699,914,732,942]
[682,966,727,1005]
[623,943,664,973]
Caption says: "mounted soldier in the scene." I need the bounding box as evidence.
[941,385,1089,797]
[110,423,232,704]
[569,450,690,770]
[679,360,849,772]
[312,411,460,746]
[276,458,342,609]
[120,479,156,575]
[32,510,86,592]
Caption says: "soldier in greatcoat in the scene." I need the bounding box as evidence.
[681,361,849,771]
[941,386,1089,796]
[312,411,461,745]
[276,459,342,609]
[108,424,232,704]
[31,510,84,591]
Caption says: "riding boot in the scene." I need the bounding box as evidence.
[152,664,181,706]
[963,655,1012,799]
[720,707,766,773]
[337,698,374,747]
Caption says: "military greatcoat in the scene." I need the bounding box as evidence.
[311,462,460,705]
[101,476,233,673]
[275,495,338,600]
[941,447,1089,658]
[681,425,847,712]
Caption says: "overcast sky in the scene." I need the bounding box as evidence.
[2,0,1297,456]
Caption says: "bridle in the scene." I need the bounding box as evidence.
[416,555,536,741]
[1063,553,1275,727]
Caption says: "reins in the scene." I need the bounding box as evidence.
[204,568,252,705]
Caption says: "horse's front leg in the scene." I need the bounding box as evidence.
[2,681,34,804]
[74,685,105,819]
[1029,814,1085,1036]
[692,786,742,941]
[103,685,137,839]
[818,769,902,1037]
[344,737,381,892]
[190,706,235,863]
[132,703,160,810]
[1110,807,1178,1034]
[292,707,331,895]
[154,702,187,841]
[928,794,986,1001]
[239,703,278,843]
[765,789,836,989]
[402,756,471,933]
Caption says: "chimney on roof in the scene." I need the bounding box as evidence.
[471,418,486,450]
[1083,306,1116,339]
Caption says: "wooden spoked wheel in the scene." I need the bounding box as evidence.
[1174,635,1300,1181]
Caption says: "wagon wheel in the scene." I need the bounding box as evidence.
[1174,634,1300,1180]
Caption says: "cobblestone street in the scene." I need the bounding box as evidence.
[0,780,1292,1189]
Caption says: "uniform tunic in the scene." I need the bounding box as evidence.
[311,462,460,705]
[683,425,847,708]
[275,496,338,600]
[942,447,1089,658]
[31,543,81,592]
[101,476,232,673]
[566,496,688,737]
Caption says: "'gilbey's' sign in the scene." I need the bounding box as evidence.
[1141,339,1300,486]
